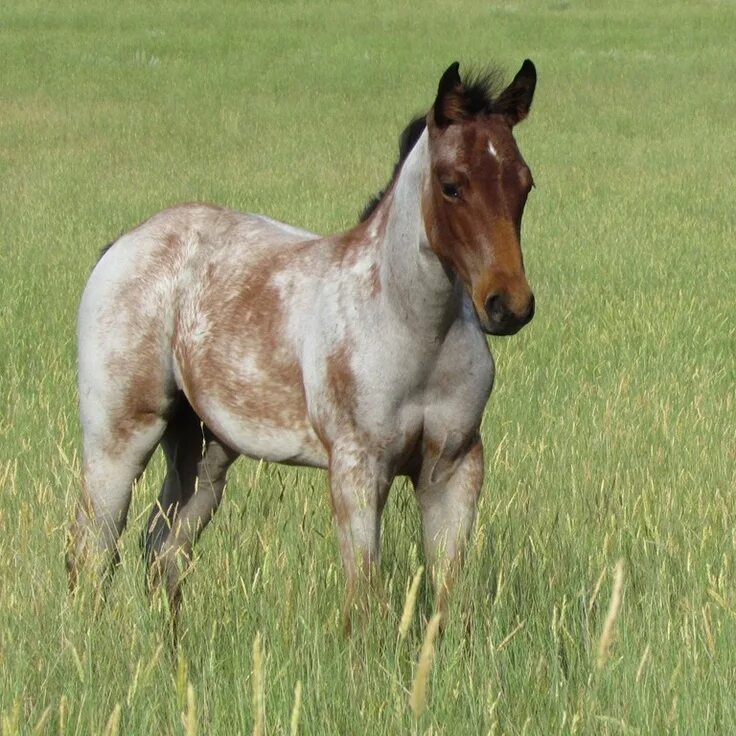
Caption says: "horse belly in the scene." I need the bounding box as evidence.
[196,392,327,467]
[173,332,327,467]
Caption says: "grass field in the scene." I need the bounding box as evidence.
[1,0,735,733]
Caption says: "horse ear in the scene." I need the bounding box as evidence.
[434,62,463,128]
[496,59,536,125]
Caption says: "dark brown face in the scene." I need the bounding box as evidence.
[423,61,537,336]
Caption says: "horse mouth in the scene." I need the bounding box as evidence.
[482,319,527,336]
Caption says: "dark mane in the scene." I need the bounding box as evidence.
[358,66,508,223]
[456,66,508,116]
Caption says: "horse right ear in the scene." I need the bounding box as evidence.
[496,59,536,125]
[433,62,463,128]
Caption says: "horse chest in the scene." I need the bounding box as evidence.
[319,328,493,466]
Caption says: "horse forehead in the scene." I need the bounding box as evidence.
[434,118,519,168]
[476,117,519,164]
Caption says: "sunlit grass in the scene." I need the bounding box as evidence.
[1,0,735,733]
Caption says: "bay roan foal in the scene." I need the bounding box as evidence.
[69,60,537,632]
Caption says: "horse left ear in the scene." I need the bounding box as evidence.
[497,59,536,126]
[434,61,464,128]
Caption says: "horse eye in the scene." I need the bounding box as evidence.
[441,182,461,200]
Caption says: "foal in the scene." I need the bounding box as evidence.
[68,60,537,631]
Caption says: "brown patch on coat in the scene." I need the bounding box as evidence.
[310,339,362,455]
[113,339,166,446]
[369,262,381,297]
[329,190,390,276]
[326,341,357,416]
[330,222,374,266]
[163,231,181,250]
[175,243,316,442]
[463,438,485,503]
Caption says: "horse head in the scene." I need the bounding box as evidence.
[423,60,537,335]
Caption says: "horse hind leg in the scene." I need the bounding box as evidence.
[67,396,169,597]
[145,402,236,615]
[142,397,204,568]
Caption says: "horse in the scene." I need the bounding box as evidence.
[67,59,537,633]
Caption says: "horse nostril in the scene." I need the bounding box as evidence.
[485,294,509,323]
[484,292,534,333]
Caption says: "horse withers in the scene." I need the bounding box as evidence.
[68,60,537,633]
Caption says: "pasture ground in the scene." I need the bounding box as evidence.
[1,1,734,733]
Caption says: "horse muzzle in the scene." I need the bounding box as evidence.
[483,292,535,336]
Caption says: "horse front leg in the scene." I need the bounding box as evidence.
[413,435,484,628]
[328,445,390,636]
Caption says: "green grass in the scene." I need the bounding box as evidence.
[1,0,735,733]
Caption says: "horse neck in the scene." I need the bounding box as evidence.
[378,129,463,338]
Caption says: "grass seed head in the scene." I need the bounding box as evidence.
[410,612,442,718]
[290,680,303,736]
[103,704,121,736]
[596,559,624,670]
[399,566,424,642]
